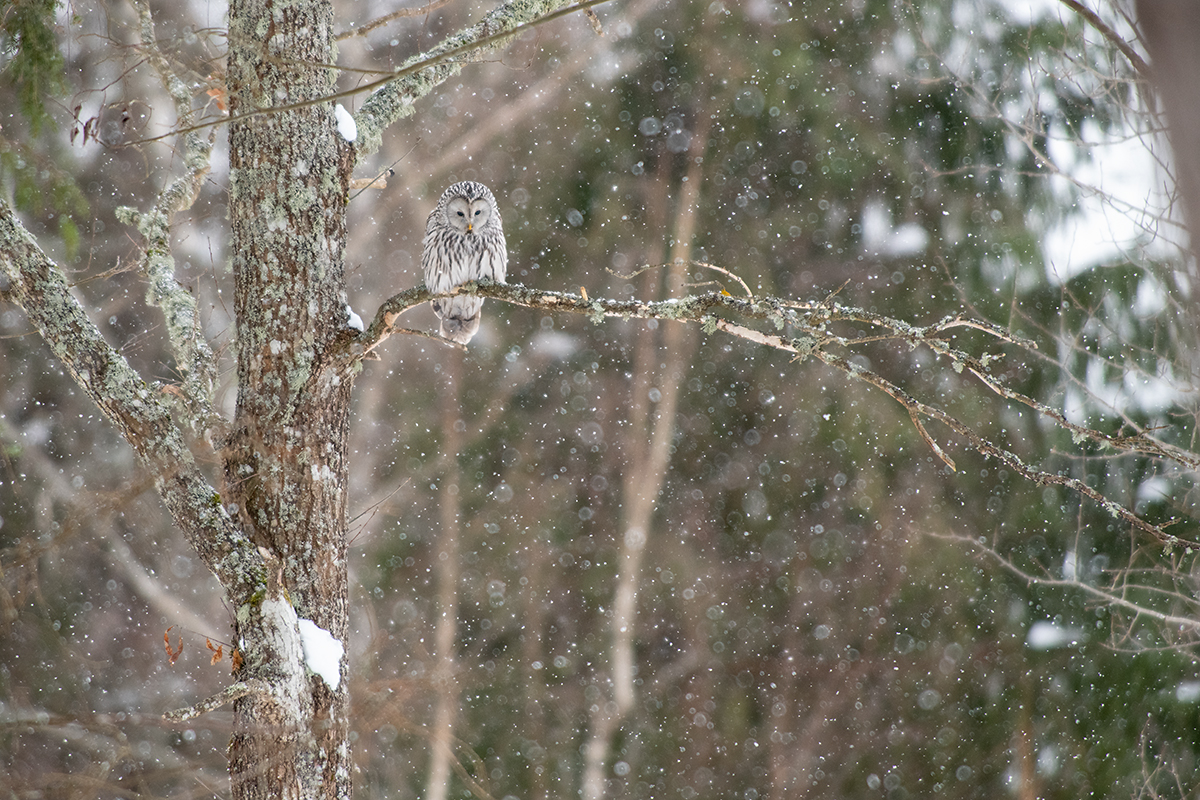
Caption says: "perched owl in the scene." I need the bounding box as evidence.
[421,181,508,344]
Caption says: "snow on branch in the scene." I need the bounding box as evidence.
[345,279,1196,550]
[0,200,264,601]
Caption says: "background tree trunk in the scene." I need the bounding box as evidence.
[581,118,708,799]
[427,353,465,800]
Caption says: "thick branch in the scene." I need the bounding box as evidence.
[117,0,223,443]
[344,280,1195,549]
[0,201,263,601]
[354,0,605,154]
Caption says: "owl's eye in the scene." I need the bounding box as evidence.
[456,211,465,217]
[474,210,482,216]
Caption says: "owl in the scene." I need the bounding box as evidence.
[421,181,508,344]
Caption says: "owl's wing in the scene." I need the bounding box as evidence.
[420,236,434,283]
[423,232,457,292]
[420,209,442,285]
[483,230,508,284]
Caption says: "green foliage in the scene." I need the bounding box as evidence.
[0,2,86,259]
[1,0,66,136]
[0,138,88,258]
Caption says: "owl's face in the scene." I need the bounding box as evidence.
[444,195,493,236]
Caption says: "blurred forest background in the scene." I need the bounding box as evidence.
[3,0,1200,798]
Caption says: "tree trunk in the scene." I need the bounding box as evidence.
[581,110,710,800]
[427,354,465,800]
[223,0,354,796]
[0,2,591,797]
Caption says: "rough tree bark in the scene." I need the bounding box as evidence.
[0,0,589,797]
[215,2,594,795]
[220,0,354,795]
[3,1,1197,798]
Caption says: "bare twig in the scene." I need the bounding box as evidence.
[692,261,753,298]
[950,532,1200,632]
[1056,0,1151,78]
[336,0,454,40]
[909,409,957,472]
[339,279,1197,549]
[119,0,611,151]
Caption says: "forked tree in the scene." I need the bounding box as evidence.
[2,1,1198,799]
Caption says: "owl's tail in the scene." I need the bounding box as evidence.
[440,313,481,344]
[433,297,484,344]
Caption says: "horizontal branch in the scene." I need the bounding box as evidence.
[338,279,1196,549]
[0,201,264,601]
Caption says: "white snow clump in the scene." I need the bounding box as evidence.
[298,618,344,690]
[335,104,357,142]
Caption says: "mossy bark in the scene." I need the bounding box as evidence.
[222,0,354,796]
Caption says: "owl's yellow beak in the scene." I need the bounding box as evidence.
[466,223,473,233]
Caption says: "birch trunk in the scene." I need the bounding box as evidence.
[426,354,465,800]
[581,114,710,798]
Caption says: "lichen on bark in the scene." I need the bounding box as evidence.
[354,0,581,155]
[0,199,265,602]
[222,0,355,795]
